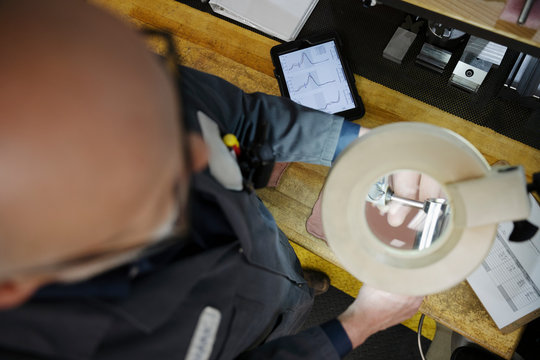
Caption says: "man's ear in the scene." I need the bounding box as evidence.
[0,278,40,310]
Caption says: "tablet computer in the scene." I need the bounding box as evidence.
[271,33,364,120]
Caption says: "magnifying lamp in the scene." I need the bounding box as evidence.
[322,123,531,295]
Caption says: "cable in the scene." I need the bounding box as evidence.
[417,314,427,360]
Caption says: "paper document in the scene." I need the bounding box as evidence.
[209,0,319,41]
[467,195,540,332]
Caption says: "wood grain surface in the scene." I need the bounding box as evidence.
[403,0,540,48]
[90,1,539,358]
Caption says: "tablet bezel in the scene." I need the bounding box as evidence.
[271,33,365,120]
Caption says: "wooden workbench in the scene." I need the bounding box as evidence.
[91,1,540,358]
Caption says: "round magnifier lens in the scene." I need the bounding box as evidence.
[364,170,450,251]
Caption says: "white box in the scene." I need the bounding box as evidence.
[209,0,319,41]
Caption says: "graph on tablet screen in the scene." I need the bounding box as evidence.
[278,41,355,114]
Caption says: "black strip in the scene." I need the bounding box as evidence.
[497,285,518,312]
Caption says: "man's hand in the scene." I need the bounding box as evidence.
[337,285,424,348]
[387,171,443,227]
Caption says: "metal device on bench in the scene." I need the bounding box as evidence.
[366,175,450,251]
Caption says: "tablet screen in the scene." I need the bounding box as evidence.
[278,41,356,114]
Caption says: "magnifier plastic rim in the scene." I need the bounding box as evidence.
[322,122,493,295]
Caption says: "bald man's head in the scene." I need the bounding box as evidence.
[0,0,193,306]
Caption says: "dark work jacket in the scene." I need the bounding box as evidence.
[0,66,345,359]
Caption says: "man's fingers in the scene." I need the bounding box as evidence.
[387,203,410,227]
[391,170,421,197]
[387,171,420,227]
[418,174,443,201]
[339,285,425,347]
[354,285,424,330]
